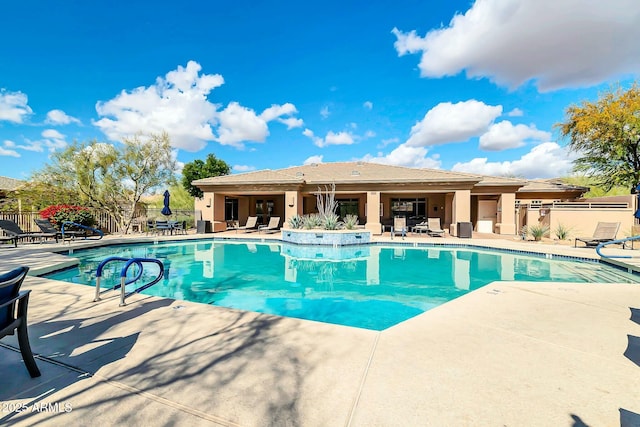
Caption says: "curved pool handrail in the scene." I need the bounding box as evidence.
[62,221,104,240]
[596,235,640,259]
[118,258,164,306]
[93,256,164,306]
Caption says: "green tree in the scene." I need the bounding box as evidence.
[556,82,640,191]
[35,132,177,233]
[181,154,230,198]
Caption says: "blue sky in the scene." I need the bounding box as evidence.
[1,0,639,182]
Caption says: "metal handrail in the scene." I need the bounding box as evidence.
[94,256,164,306]
[595,235,640,259]
[62,221,104,240]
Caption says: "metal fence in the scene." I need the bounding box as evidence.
[0,209,195,235]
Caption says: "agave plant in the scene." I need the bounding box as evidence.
[343,214,359,230]
[323,212,342,230]
[528,224,550,241]
[303,213,323,229]
[287,214,304,229]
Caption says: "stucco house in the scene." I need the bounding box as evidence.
[192,162,635,238]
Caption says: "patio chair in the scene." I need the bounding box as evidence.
[0,219,57,244]
[0,234,17,247]
[574,222,620,247]
[391,217,406,239]
[34,218,85,241]
[170,220,187,235]
[259,216,281,234]
[237,216,258,233]
[155,220,172,235]
[0,266,41,377]
[427,218,445,237]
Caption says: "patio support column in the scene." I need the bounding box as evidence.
[496,193,517,235]
[211,193,227,232]
[284,191,303,229]
[365,191,382,235]
[451,189,471,236]
[197,192,214,223]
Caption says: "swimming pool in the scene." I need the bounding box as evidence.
[46,240,640,330]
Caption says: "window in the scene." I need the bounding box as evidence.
[225,198,238,221]
[391,198,426,220]
[336,199,359,219]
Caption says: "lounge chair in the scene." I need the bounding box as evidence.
[0,234,17,247]
[391,217,406,239]
[237,216,258,233]
[412,221,430,234]
[0,266,41,377]
[0,219,57,244]
[34,218,85,241]
[259,217,281,234]
[574,222,620,247]
[427,217,445,237]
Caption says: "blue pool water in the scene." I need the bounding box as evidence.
[45,240,640,330]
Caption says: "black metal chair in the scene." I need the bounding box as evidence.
[0,266,41,377]
[34,218,85,241]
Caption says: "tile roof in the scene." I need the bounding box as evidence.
[0,176,25,191]
[194,162,526,186]
[518,179,589,193]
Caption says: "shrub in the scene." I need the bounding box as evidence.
[527,224,550,241]
[322,212,342,230]
[553,223,572,240]
[303,214,322,229]
[343,214,359,230]
[40,205,95,228]
[287,215,304,229]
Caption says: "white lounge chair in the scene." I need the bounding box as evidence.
[574,222,620,247]
[427,218,445,237]
[259,217,281,234]
[237,216,258,233]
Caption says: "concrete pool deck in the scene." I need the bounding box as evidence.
[1,233,639,426]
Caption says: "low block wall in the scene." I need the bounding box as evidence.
[282,229,371,246]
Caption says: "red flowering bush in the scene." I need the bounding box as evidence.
[40,205,95,227]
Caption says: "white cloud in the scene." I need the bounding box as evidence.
[363,130,376,138]
[363,101,373,110]
[320,106,330,119]
[94,61,301,151]
[0,147,19,157]
[4,140,16,148]
[0,90,32,123]
[94,60,223,151]
[392,0,640,91]
[233,164,256,172]
[452,142,576,178]
[378,137,399,149]
[45,109,81,125]
[362,144,441,169]
[278,117,304,129]
[406,100,502,147]
[303,129,356,148]
[42,129,65,140]
[303,155,323,165]
[479,121,551,151]
[260,103,297,121]
[216,102,269,147]
[506,108,523,117]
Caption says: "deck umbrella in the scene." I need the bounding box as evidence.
[161,190,172,216]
